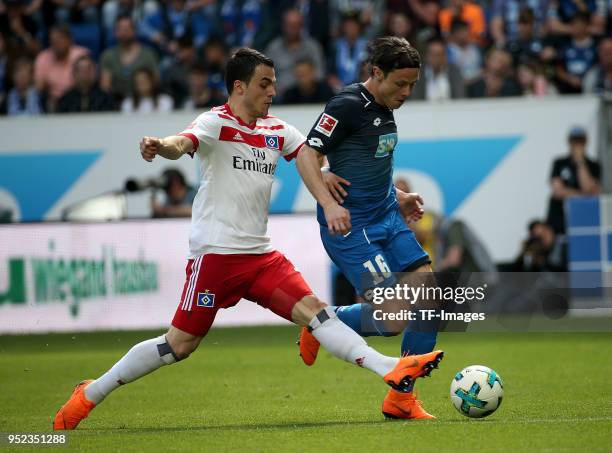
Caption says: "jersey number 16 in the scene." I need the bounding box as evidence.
[363,254,392,285]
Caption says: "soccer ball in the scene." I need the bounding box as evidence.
[450,365,504,418]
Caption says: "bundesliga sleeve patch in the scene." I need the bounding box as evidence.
[314,113,339,137]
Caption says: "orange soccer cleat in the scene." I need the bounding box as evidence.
[297,327,320,366]
[382,389,436,420]
[53,380,96,430]
[383,350,444,392]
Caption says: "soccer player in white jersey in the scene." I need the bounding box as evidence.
[53,48,443,430]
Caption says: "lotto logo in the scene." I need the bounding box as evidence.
[315,113,338,137]
[308,137,323,148]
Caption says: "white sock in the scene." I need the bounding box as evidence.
[309,307,399,377]
[84,335,178,404]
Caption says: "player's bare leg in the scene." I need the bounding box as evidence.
[53,327,201,430]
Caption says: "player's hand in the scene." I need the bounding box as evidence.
[398,192,424,223]
[323,202,351,235]
[140,136,161,162]
[323,171,350,204]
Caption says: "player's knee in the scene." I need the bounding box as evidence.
[303,295,327,312]
[291,295,328,326]
[169,341,196,360]
[166,327,201,360]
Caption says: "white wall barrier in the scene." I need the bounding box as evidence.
[0,215,331,334]
[0,96,601,262]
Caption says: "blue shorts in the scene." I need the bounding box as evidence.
[321,208,430,296]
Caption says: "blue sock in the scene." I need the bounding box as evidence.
[402,312,439,392]
[400,326,438,393]
[401,331,438,356]
[334,304,395,337]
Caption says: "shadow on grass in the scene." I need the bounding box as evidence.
[84,418,482,434]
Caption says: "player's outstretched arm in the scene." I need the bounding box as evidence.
[139,135,194,162]
[296,145,351,234]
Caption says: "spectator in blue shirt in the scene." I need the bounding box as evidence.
[547,0,607,37]
[147,0,214,53]
[505,8,554,66]
[219,0,261,49]
[101,0,161,47]
[0,57,43,116]
[555,12,598,92]
[491,0,550,47]
[202,37,228,99]
[52,0,101,25]
[447,19,482,83]
[328,12,368,91]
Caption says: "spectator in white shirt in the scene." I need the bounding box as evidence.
[121,67,173,114]
[411,37,465,101]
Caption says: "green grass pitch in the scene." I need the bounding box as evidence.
[1,326,611,452]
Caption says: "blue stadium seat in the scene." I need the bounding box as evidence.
[70,23,102,60]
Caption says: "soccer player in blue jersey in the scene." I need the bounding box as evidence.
[296,37,441,419]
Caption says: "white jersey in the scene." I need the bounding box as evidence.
[179,104,306,257]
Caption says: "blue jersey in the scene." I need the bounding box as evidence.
[561,41,597,78]
[306,83,399,229]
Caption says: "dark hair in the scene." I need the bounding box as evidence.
[72,54,95,74]
[190,62,209,75]
[295,57,315,68]
[12,56,33,75]
[116,15,135,28]
[203,36,228,52]
[177,33,194,49]
[225,48,274,94]
[341,11,361,26]
[368,37,421,76]
[450,19,469,33]
[162,168,187,191]
[50,24,72,40]
[571,11,591,24]
[528,219,544,234]
[132,67,161,108]
[518,8,534,24]
[426,36,446,48]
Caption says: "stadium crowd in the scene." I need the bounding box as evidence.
[1,0,611,115]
